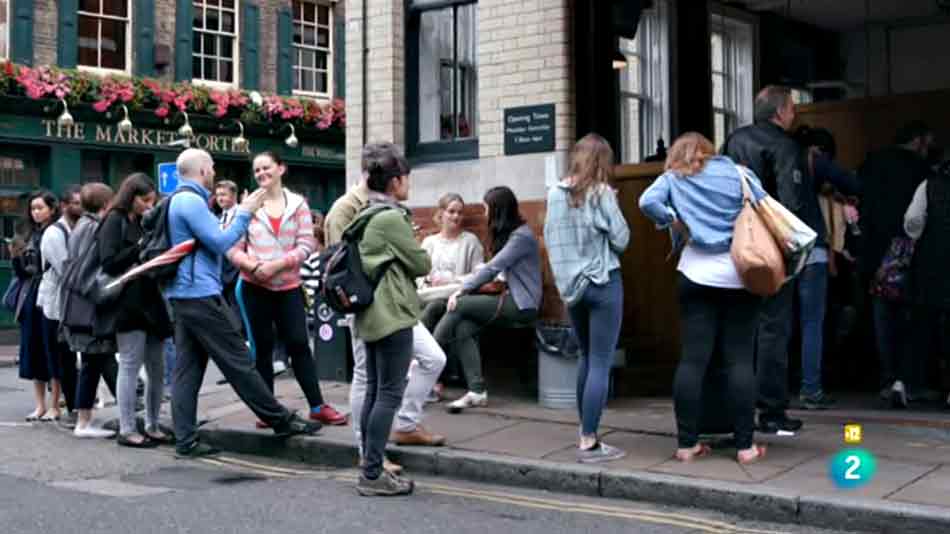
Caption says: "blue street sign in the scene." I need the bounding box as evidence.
[157,162,179,195]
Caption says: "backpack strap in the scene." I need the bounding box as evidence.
[342,204,397,286]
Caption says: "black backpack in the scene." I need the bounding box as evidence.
[320,205,394,314]
[138,189,198,283]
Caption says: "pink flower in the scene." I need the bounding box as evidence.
[93,100,111,113]
[155,105,170,118]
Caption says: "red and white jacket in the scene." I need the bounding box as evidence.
[227,188,316,292]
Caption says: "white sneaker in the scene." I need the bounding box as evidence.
[273,360,288,375]
[447,391,487,414]
[74,425,117,439]
[891,380,908,409]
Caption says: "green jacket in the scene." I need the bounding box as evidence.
[349,203,431,342]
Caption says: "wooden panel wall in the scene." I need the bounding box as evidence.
[411,162,680,396]
[795,89,950,171]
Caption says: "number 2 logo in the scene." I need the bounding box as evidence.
[829,449,876,489]
[844,455,861,480]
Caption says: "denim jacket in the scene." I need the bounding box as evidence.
[638,156,767,254]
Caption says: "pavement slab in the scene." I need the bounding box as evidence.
[452,420,583,459]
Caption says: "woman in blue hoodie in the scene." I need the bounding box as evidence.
[639,132,768,465]
[544,133,630,464]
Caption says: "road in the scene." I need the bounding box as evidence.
[0,367,857,534]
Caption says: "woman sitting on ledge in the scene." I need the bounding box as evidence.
[434,186,542,413]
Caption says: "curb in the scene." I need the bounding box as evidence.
[199,426,950,533]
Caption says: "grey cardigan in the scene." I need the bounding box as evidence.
[461,225,542,311]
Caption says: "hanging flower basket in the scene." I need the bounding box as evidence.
[0,60,346,132]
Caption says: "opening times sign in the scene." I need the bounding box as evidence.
[504,104,555,156]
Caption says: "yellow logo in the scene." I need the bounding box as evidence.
[844,424,863,445]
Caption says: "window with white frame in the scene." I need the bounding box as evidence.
[292,0,332,97]
[78,0,132,72]
[710,13,754,149]
[0,0,9,60]
[618,0,669,164]
[192,0,239,85]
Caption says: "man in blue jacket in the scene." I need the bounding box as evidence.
[166,148,321,458]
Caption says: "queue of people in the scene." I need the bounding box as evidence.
[7,83,948,498]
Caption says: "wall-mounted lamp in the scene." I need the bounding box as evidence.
[283,123,299,148]
[117,104,133,135]
[57,99,75,128]
[232,121,249,152]
[177,111,193,137]
[612,51,628,71]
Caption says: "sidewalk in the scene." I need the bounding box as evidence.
[0,344,17,368]
[193,374,950,533]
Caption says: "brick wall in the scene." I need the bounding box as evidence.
[477,0,574,157]
[344,0,406,183]
[33,0,57,66]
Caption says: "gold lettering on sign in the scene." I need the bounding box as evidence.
[140,129,154,145]
[96,125,113,143]
[127,128,139,145]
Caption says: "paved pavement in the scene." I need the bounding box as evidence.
[0,367,842,534]
[188,371,950,533]
[0,344,17,368]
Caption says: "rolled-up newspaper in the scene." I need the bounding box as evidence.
[104,239,196,290]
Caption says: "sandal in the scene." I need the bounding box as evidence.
[674,443,711,462]
[737,444,767,465]
[144,426,175,445]
[25,409,47,422]
[40,410,61,422]
[117,433,159,449]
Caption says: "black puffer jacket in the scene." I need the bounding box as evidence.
[722,121,826,246]
[98,209,173,338]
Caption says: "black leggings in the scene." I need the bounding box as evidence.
[674,275,760,450]
[76,353,119,410]
[240,282,325,408]
[42,317,76,412]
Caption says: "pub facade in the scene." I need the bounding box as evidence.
[0,0,347,326]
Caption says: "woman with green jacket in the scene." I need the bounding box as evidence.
[349,142,431,497]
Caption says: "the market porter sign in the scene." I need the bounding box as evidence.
[504,103,555,156]
[41,120,252,154]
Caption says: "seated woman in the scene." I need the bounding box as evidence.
[638,132,768,465]
[419,193,484,399]
[434,186,541,413]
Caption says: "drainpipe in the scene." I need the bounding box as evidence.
[362,0,369,146]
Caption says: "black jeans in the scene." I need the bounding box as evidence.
[912,305,950,392]
[76,353,116,410]
[240,283,325,408]
[872,297,916,389]
[170,296,292,452]
[675,275,760,450]
[361,328,413,480]
[42,317,76,412]
[755,281,794,418]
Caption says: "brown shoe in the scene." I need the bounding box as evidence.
[390,425,447,447]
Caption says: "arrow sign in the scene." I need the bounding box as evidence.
[157,162,179,195]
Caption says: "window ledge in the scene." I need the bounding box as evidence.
[77,65,132,77]
[292,91,332,102]
[191,79,240,90]
[408,138,479,165]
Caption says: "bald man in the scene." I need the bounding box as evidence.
[164,149,321,458]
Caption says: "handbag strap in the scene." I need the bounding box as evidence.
[735,164,754,204]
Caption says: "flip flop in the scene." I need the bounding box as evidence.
[25,410,47,422]
[738,444,767,465]
[40,411,61,422]
[674,443,711,462]
[117,433,159,449]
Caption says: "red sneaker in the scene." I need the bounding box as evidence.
[255,420,270,429]
[309,405,348,426]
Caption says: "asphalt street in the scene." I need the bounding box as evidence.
[0,367,860,534]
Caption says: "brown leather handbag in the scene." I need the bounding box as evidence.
[730,166,786,297]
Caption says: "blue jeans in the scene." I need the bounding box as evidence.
[163,338,176,388]
[568,270,623,437]
[798,263,828,397]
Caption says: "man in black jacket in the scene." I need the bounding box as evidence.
[859,121,934,407]
[723,86,813,433]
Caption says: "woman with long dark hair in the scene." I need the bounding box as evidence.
[227,150,346,427]
[99,173,173,448]
[435,186,542,413]
[13,190,61,421]
[544,133,630,463]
